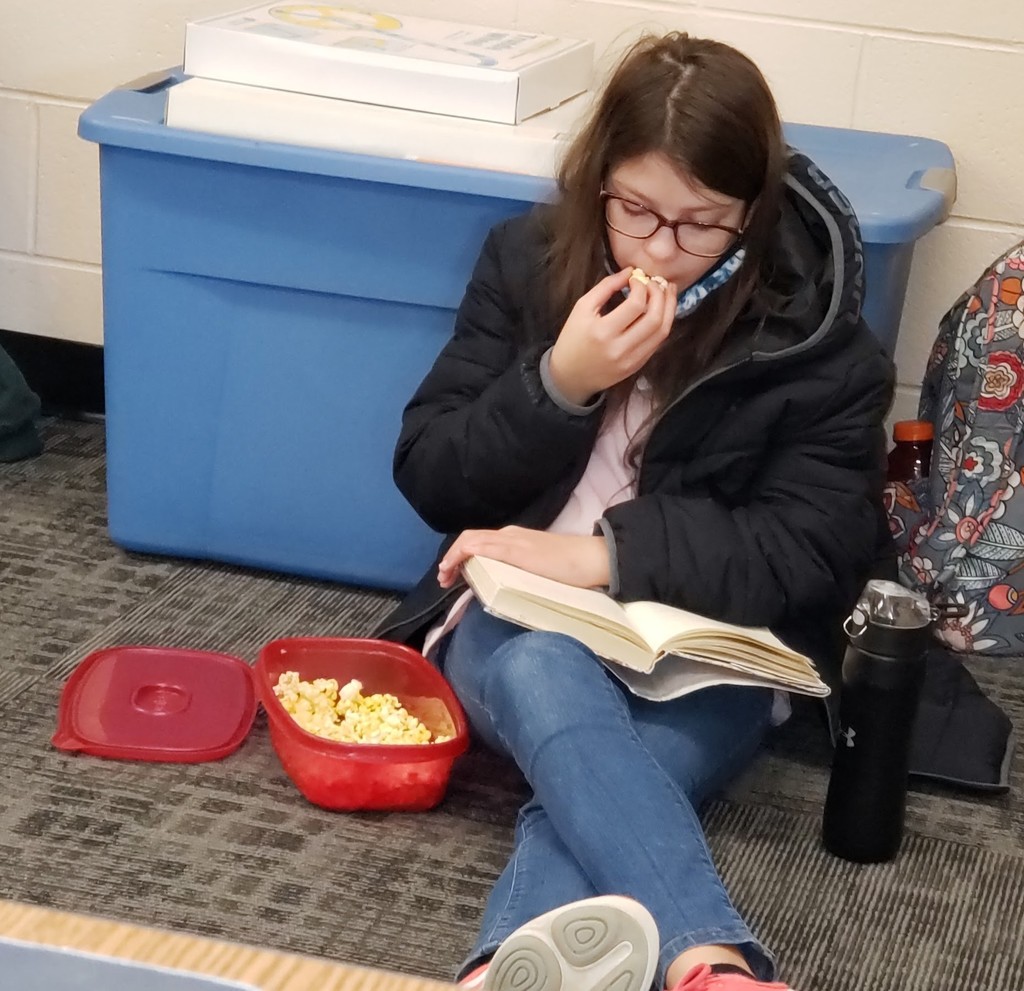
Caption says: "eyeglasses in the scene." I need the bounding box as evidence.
[600,189,745,258]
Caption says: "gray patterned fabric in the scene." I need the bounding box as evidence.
[1,419,1023,991]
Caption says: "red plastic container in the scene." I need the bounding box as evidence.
[52,638,469,813]
[255,637,469,812]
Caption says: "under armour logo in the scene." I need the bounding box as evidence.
[841,727,857,748]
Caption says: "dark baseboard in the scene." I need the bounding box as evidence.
[0,330,104,417]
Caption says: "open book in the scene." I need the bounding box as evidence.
[461,556,829,702]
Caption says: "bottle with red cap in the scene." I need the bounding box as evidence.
[887,420,934,483]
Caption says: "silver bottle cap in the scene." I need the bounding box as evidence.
[850,579,931,633]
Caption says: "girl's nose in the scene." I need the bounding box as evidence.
[645,224,680,262]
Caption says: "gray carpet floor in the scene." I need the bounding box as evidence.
[1,418,1022,991]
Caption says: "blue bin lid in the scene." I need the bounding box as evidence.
[78,70,555,205]
[80,70,955,245]
[783,121,955,243]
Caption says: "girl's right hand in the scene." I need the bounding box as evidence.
[547,268,677,405]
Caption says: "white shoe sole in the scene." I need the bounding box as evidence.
[483,896,659,991]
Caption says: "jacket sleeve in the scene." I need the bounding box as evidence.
[601,349,895,626]
[393,221,602,534]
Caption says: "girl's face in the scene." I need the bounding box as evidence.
[603,152,748,290]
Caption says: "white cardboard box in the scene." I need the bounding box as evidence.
[165,76,593,177]
[182,3,594,125]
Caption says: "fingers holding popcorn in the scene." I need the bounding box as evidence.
[549,268,677,403]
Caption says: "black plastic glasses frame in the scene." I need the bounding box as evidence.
[599,188,745,258]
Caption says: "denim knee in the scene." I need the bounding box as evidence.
[482,632,617,750]
[488,629,599,695]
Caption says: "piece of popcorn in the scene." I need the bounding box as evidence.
[338,678,362,703]
[630,268,669,291]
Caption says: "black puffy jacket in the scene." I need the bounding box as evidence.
[375,151,896,717]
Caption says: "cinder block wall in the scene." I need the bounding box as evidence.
[1,1,1022,423]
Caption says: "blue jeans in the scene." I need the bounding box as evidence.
[439,601,777,986]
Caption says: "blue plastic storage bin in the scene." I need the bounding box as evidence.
[79,72,955,592]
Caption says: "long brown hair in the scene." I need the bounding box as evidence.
[546,33,787,407]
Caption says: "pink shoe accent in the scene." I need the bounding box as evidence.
[669,962,793,991]
[459,963,489,989]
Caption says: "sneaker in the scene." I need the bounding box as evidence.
[479,895,660,991]
[460,964,490,990]
[670,962,792,991]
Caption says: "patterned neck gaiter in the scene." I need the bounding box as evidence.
[609,245,746,317]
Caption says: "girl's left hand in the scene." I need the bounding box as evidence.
[438,527,611,590]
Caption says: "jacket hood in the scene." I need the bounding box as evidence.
[745,149,867,364]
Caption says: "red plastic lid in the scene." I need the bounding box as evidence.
[52,646,258,763]
[892,419,934,442]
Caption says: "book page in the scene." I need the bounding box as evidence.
[663,652,829,695]
[622,600,825,691]
[465,556,633,628]
[622,599,791,654]
[462,557,658,670]
[599,654,791,702]
[475,598,654,671]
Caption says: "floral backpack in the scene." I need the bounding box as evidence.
[887,238,1024,653]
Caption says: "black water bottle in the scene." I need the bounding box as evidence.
[822,579,933,863]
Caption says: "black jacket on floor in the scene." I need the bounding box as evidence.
[0,345,42,462]
[375,150,896,729]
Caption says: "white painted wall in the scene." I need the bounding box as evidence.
[1,1,1022,422]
